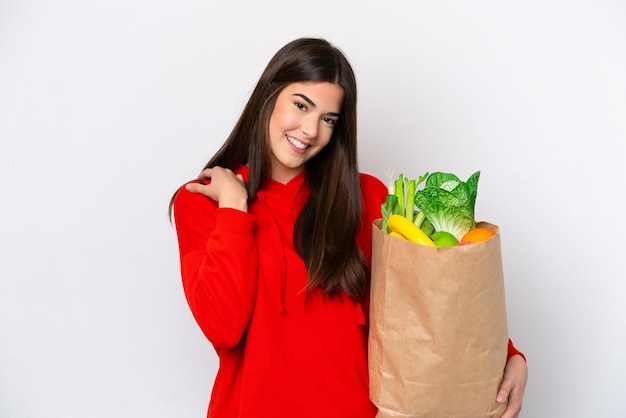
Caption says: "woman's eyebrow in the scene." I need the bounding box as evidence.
[293,93,316,107]
[293,93,341,117]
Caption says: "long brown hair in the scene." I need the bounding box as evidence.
[171,38,366,300]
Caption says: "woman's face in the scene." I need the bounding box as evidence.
[268,82,344,183]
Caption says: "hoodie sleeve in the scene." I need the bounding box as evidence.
[357,173,389,267]
[172,186,258,349]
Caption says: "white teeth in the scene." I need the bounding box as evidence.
[287,135,308,150]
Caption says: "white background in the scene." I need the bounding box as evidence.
[1,1,625,417]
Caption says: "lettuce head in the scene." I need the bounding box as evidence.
[414,171,480,241]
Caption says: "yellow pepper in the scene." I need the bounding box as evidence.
[387,214,435,247]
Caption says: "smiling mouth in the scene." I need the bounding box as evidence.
[286,135,309,150]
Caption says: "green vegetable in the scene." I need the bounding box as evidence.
[381,172,429,233]
[394,174,405,215]
[381,194,403,233]
[414,171,481,241]
[420,218,435,236]
[404,178,416,222]
[413,211,426,228]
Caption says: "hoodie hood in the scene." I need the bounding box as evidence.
[248,168,308,314]
[239,165,365,323]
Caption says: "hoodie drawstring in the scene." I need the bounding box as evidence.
[257,192,287,314]
[356,301,366,325]
[257,190,366,325]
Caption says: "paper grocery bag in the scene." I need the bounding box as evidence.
[369,220,509,418]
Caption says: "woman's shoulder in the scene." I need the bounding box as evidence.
[171,180,218,221]
[173,165,247,209]
[358,172,388,217]
[359,172,388,196]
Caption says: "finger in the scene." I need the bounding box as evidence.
[197,167,213,180]
[498,384,523,418]
[185,181,208,194]
[496,379,512,403]
[499,401,514,418]
[499,398,521,418]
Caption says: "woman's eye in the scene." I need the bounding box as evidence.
[294,102,307,111]
[323,117,337,126]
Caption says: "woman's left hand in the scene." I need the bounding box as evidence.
[496,354,527,418]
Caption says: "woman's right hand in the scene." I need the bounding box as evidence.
[185,166,248,212]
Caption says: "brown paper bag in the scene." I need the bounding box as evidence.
[369,220,509,418]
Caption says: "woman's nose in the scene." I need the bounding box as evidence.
[301,116,318,138]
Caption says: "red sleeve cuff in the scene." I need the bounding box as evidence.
[507,339,526,362]
[214,207,255,234]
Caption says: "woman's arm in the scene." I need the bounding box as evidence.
[173,169,258,349]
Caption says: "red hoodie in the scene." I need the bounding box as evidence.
[173,166,523,418]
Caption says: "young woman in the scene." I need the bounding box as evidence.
[171,38,527,418]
